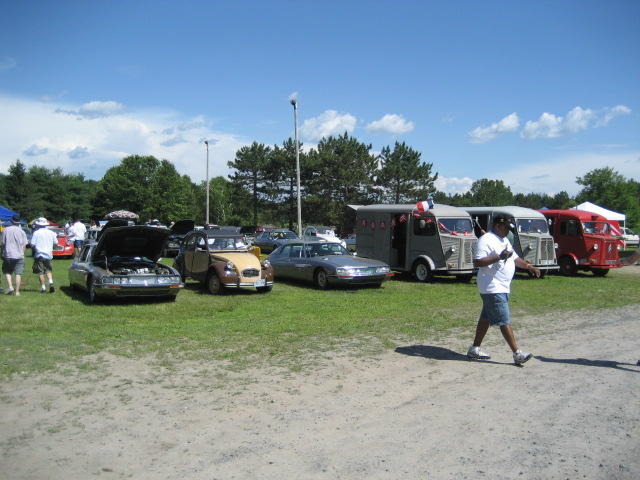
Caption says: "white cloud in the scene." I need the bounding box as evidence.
[300,110,357,142]
[597,104,632,127]
[468,113,519,144]
[0,94,247,182]
[366,114,414,135]
[435,176,474,195]
[55,100,127,120]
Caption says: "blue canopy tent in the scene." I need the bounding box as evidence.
[0,206,20,221]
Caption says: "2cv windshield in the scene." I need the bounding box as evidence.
[438,218,474,235]
[516,219,548,234]
[582,222,610,235]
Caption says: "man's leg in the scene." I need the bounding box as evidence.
[499,325,519,353]
[472,317,490,347]
[14,274,21,294]
[4,273,13,291]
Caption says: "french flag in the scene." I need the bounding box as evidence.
[416,198,434,213]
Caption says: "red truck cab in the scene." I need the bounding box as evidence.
[538,209,621,277]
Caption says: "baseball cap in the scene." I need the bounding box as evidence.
[11,215,21,224]
[493,215,515,228]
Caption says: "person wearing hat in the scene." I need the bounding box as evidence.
[1,215,29,296]
[467,214,541,365]
[30,217,58,293]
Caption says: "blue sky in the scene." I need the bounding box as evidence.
[1,0,638,197]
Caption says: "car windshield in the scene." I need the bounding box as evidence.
[582,222,610,235]
[206,237,247,250]
[516,219,548,234]
[273,231,297,239]
[437,218,474,235]
[305,243,350,257]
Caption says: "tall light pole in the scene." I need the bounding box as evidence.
[204,140,210,225]
[290,98,302,237]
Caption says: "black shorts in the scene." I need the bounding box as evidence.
[32,257,53,274]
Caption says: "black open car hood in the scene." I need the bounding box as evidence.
[170,219,196,236]
[94,225,170,261]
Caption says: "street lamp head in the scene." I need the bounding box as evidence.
[204,140,208,145]
[290,98,297,107]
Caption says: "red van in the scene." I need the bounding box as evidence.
[537,209,621,277]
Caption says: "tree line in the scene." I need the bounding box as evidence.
[1,134,638,231]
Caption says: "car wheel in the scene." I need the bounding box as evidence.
[87,278,98,304]
[591,268,609,277]
[413,259,434,283]
[313,269,329,290]
[559,256,577,276]
[207,273,225,295]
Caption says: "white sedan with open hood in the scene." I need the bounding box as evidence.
[68,220,184,303]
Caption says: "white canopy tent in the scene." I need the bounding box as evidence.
[573,201,626,226]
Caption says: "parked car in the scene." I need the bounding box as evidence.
[621,227,639,247]
[252,229,299,254]
[51,227,75,258]
[68,221,184,303]
[173,230,273,294]
[344,233,357,253]
[301,225,347,248]
[163,219,196,257]
[267,240,393,289]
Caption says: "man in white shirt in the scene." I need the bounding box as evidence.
[31,217,59,293]
[1,215,29,296]
[68,218,87,257]
[467,215,541,365]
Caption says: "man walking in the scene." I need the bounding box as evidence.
[30,217,58,293]
[1,215,29,296]
[68,218,87,257]
[467,215,541,365]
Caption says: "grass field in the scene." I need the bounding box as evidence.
[1,254,638,379]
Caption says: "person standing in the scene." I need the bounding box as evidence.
[30,217,58,293]
[1,215,29,296]
[467,215,541,365]
[68,218,87,256]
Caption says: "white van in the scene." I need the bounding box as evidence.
[463,206,558,275]
[351,204,477,282]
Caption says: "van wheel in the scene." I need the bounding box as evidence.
[314,269,329,290]
[207,273,225,294]
[591,268,609,277]
[559,256,577,276]
[413,260,434,283]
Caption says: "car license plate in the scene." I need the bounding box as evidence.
[254,279,266,287]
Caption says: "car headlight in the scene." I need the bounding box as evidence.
[262,259,270,268]
[157,276,181,284]
[593,244,599,250]
[376,266,391,274]
[226,261,235,271]
[336,267,357,276]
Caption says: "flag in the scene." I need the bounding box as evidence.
[416,198,434,213]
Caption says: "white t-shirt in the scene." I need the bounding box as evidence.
[69,221,87,242]
[31,227,58,260]
[475,231,519,294]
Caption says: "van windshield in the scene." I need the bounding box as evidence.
[438,218,473,235]
[516,219,548,234]
[582,222,610,235]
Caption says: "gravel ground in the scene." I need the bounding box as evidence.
[1,269,639,480]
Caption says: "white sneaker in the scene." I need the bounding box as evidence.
[467,346,491,359]
[513,350,532,364]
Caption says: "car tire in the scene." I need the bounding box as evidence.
[559,256,577,276]
[313,269,329,290]
[207,273,225,295]
[87,278,98,304]
[413,259,434,283]
[591,268,609,277]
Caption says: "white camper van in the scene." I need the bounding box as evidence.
[463,206,558,275]
[351,204,477,282]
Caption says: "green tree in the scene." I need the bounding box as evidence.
[576,167,639,228]
[227,142,272,225]
[304,133,377,234]
[466,178,514,206]
[375,141,438,203]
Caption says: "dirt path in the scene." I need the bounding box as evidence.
[2,273,639,479]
